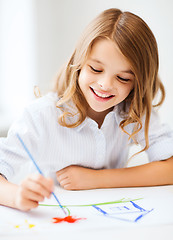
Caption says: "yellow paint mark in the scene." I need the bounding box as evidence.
[25,219,35,228]
[28,224,35,228]
[14,219,35,229]
[14,225,20,228]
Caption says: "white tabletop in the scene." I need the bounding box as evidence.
[0,185,173,240]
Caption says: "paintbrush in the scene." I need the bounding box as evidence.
[16,133,67,216]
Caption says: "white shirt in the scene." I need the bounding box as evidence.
[0,92,173,182]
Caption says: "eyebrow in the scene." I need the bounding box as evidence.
[90,58,103,64]
[120,70,134,76]
[89,58,134,76]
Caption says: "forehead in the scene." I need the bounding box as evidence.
[88,38,133,73]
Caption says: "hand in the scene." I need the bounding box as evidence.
[56,165,99,190]
[14,174,54,211]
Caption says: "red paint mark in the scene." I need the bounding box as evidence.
[52,216,85,223]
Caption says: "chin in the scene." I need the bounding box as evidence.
[90,105,113,113]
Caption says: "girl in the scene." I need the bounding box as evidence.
[0,8,173,211]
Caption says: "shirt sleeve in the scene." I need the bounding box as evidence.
[135,110,173,162]
[0,107,41,181]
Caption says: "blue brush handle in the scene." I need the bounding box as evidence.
[16,133,66,215]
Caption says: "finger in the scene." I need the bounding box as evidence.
[22,177,52,198]
[24,200,39,211]
[63,183,72,190]
[29,174,54,192]
[59,178,70,188]
[26,181,51,198]
[56,165,72,175]
[56,169,67,178]
[57,173,69,183]
[18,198,39,211]
[20,187,45,202]
[15,188,40,211]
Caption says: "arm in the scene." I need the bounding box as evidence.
[0,174,53,211]
[56,156,173,190]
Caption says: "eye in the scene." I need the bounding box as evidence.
[117,76,130,82]
[90,65,102,73]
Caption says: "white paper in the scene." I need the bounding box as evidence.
[0,185,173,238]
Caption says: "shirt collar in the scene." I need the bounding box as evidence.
[75,103,125,132]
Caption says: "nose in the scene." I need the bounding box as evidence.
[97,75,114,91]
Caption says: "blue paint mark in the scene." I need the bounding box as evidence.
[135,209,154,222]
[135,214,145,222]
[92,205,108,215]
[123,206,130,210]
[130,201,146,212]
[110,206,130,211]
[92,201,154,223]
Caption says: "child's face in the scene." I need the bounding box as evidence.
[78,38,135,115]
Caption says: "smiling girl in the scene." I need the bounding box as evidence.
[78,38,135,127]
[0,8,173,211]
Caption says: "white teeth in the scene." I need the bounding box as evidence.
[93,89,112,98]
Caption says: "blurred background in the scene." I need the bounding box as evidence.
[0,0,173,139]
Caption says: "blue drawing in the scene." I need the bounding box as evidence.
[92,201,153,222]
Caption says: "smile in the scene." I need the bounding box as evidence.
[90,87,114,99]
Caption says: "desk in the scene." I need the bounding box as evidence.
[0,185,173,240]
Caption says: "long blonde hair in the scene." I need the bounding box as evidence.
[53,8,165,152]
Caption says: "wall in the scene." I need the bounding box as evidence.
[35,0,173,125]
[0,0,173,138]
[0,0,37,136]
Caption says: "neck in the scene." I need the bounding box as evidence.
[87,107,113,128]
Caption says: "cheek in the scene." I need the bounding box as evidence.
[78,71,85,90]
[78,70,90,96]
[78,69,93,88]
[78,70,87,84]
[118,85,133,98]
